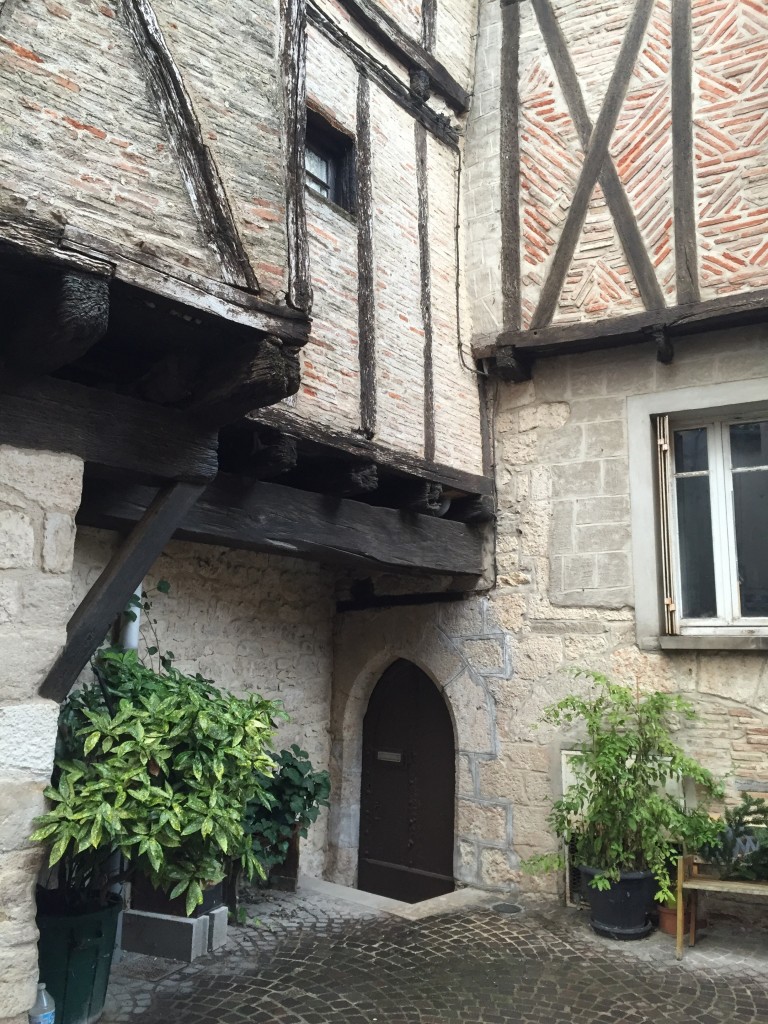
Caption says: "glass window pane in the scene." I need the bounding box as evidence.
[306,148,330,185]
[675,475,717,618]
[733,468,768,616]
[730,421,768,470]
[674,428,709,473]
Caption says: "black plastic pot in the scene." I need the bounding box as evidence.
[37,895,121,1024]
[579,867,654,940]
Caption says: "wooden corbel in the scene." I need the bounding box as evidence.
[648,324,673,364]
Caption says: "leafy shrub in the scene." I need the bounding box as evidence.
[524,671,724,902]
[32,648,283,915]
[244,744,330,875]
[702,794,768,882]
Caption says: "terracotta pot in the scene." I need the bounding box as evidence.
[657,903,687,936]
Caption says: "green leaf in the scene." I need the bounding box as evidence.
[185,881,203,917]
[83,732,100,756]
[156,579,171,594]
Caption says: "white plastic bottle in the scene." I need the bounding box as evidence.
[29,983,55,1024]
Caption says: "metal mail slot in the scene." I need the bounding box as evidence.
[377,751,403,763]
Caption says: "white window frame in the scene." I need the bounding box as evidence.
[661,410,768,634]
[627,376,768,651]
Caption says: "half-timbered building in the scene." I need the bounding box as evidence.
[0,0,767,1016]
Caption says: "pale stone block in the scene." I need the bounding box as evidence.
[562,554,596,591]
[0,511,35,570]
[0,781,47,854]
[0,944,38,1018]
[575,523,631,554]
[584,420,626,458]
[0,703,59,779]
[0,629,65,701]
[479,848,520,887]
[596,552,631,589]
[537,425,585,463]
[458,753,475,798]
[512,635,564,683]
[456,839,478,884]
[549,501,574,555]
[42,513,76,573]
[19,576,72,628]
[698,654,764,705]
[0,580,21,625]
[568,397,625,423]
[457,800,508,843]
[444,670,494,755]
[499,428,538,465]
[574,495,630,525]
[462,637,505,675]
[0,447,83,515]
[479,757,527,803]
[601,458,629,496]
[493,594,527,634]
[551,461,602,498]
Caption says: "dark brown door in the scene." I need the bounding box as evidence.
[358,660,455,903]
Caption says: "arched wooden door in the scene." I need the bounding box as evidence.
[358,660,455,903]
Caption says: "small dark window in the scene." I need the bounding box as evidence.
[305,109,355,215]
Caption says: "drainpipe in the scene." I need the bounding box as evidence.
[118,583,142,651]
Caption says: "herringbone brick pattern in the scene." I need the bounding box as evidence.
[694,0,768,298]
[518,0,768,326]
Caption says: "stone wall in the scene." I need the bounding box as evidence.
[0,446,83,1024]
[329,329,768,894]
[72,529,337,877]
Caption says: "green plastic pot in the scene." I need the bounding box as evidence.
[37,897,121,1024]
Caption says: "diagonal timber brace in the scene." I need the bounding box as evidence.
[39,482,205,703]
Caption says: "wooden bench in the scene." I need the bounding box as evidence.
[675,854,768,959]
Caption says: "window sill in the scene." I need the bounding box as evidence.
[658,635,768,651]
[306,188,357,225]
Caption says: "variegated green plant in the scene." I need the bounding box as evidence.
[32,648,284,915]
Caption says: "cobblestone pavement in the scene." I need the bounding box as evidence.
[102,882,768,1024]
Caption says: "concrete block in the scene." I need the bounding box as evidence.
[207,905,228,951]
[121,910,209,962]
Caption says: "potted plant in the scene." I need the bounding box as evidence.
[31,648,281,1024]
[525,671,724,940]
[702,793,768,881]
[242,744,330,894]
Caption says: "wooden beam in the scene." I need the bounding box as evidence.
[3,269,109,376]
[299,460,379,497]
[40,483,205,702]
[120,0,257,290]
[415,121,435,461]
[334,0,470,112]
[306,4,459,149]
[77,475,485,578]
[529,0,657,329]
[530,0,664,316]
[219,425,299,479]
[671,0,699,304]
[0,376,218,483]
[62,226,309,342]
[476,286,768,363]
[356,73,377,439]
[0,216,309,345]
[421,0,436,51]
[249,406,495,495]
[186,338,301,426]
[282,0,312,311]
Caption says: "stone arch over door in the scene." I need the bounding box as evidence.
[328,601,511,891]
